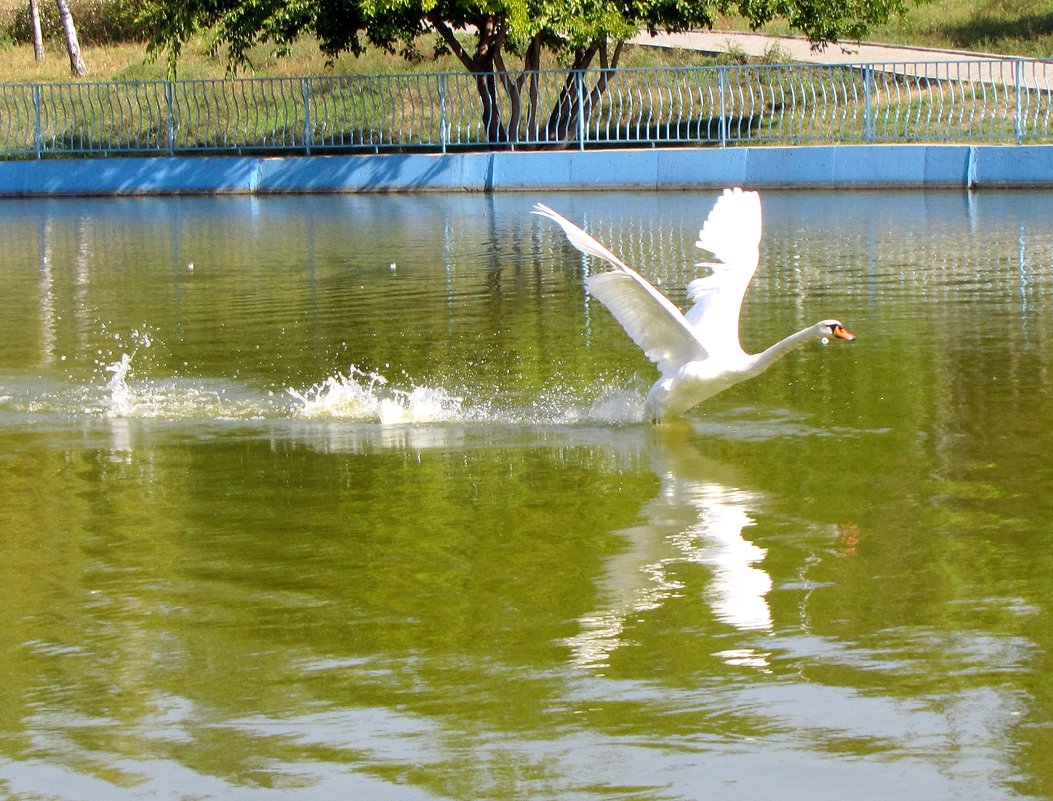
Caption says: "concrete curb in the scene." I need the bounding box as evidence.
[1,145,1051,196]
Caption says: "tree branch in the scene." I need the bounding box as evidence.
[427,14,478,72]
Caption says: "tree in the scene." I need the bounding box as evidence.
[145,0,908,146]
[55,0,87,76]
[29,0,45,62]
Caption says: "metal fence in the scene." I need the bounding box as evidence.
[1,59,1051,158]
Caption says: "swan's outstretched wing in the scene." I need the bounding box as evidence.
[533,203,707,375]
[586,270,709,375]
[684,188,762,357]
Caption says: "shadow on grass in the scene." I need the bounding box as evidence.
[943,10,1053,52]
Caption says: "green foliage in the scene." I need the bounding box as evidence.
[143,0,913,78]
[5,0,146,46]
[760,41,789,63]
[711,42,750,65]
[726,0,911,45]
[136,0,913,145]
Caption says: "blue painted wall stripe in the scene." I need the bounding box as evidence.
[1,145,1051,196]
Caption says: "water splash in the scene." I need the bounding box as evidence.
[98,352,267,420]
[94,331,271,420]
[587,387,647,424]
[287,366,465,424]
[104,352,136,417]
[286,366,649,426]
[7,325,647,426]
[96,327,157,418]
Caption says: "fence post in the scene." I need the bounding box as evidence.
[863,64,873,143]
[718,68,727,147]
[1013,59,1024,144]
[302,78,312,155]
[165,81,175,154]
[438,74,448,154]
[576,70,586,150]
[32,84,43,158]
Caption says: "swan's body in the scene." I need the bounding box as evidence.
[533,189,855,421]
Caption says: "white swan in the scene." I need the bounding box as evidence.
[533,188,855,421]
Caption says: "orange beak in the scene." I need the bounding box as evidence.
[833,325,856,341]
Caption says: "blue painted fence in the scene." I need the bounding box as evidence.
[1,59,1052,158]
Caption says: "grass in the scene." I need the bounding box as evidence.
[0,37,423,84]
[0,0,1050,85]
[870,0,1053,57]
[0,30,718,85]
[717,0,1053,59]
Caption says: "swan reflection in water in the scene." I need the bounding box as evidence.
[566,426,774,671]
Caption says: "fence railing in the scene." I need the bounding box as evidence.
[1,59,1051,158]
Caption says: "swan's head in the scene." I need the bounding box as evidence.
[818,320,856,343]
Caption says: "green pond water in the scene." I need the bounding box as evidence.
[1,189,1052,800]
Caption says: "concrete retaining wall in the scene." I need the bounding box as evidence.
[1,144,1051,196]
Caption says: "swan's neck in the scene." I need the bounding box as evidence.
[747,323,824,375]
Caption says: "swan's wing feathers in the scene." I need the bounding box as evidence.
[533,203,707,373]
[685,189,762,354]
[532,203,632,272]
[683,264,754,328]
[588,271,708,375]
[694,187,762,271]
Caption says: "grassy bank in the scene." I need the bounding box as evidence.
[719,0,1053,59]
[874,1,1053,58]
[0,0,1050,85]
[0,33,726,84]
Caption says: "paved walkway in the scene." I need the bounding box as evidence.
[629,29,1009,64]
[629,29,1050,88]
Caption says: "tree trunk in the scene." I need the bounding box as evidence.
[545,40,623,145]
[29,0,45,61]
[427,14,621,150]
[476,72,506,145]
[54,0,87,77]
[429,15,510,148]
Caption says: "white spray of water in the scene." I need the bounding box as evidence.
[104,352,137,417]
[287,366,466,424]
[586,388,646,424]
[97,329,268,420]
[101,328,153,417]
[286,366,649,425]
[98,327,205,419]
[90,330,644,425]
